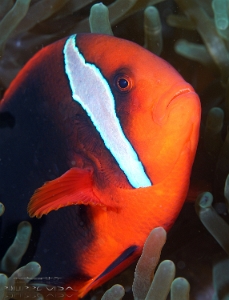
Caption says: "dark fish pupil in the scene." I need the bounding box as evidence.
[119,78,128,89]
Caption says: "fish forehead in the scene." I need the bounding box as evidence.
[76,33,187,92]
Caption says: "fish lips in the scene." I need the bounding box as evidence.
[152,84,199,125]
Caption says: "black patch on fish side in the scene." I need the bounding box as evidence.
[33,204,95,281]
[96,245,138,281]
[0,38,98,283]
[0,111,15,128]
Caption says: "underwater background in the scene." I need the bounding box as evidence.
[0,0,229,299]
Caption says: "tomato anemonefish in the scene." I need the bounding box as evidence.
[0,34,200,299]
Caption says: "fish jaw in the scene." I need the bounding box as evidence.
[163,90,201,177]
[158,89,200,162]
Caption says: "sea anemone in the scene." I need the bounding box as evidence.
[0,214,41,300]
[102,227,190,300]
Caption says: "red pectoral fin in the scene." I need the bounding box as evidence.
[28,168,104,218]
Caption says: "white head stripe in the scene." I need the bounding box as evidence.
[63,35,152,188]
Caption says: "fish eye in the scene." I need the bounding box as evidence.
[114,74,132,93]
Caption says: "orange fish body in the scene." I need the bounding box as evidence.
[0,34,200,298]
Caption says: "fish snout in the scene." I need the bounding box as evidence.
[167,88,194,108]
[152,84,199,126]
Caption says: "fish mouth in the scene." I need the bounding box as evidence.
[152,84,195,125]
[167,87,193,108]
